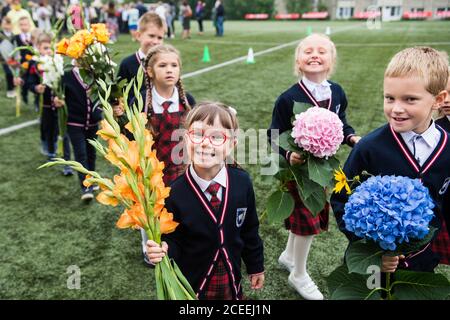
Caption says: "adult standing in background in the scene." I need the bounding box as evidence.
[127,3,140,40]
[214,0,224,37]
[35,1,52,32]
[165,1,175,39]
[7,0,36,34]
[92,0,103,23]
[120,3,129,33]
[136,1,148,17]
[195,1,205,35]
[105,1,119,43]
[154,1,167,25]
[1,0,12,20]
[180,0,192,40]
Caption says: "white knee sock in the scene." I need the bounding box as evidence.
[283,231,295,261]
[292,234,314,279]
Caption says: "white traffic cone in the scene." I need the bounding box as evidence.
[246,47,255,64]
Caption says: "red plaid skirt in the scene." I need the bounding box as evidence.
[285,181,329,235]
[203,259,234,300]
[150,106,187,185]
[431,217,450,265]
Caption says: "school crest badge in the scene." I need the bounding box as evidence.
[439,177,450,195]
[236,208,247,227]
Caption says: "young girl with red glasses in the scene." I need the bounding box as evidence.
[146,102,265,300]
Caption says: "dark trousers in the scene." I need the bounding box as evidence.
[216,16,224,36]
[41,108,59,156]
[197,18,203,32]
[63,133,71,161]
[2,63,14,91]
[21,82,29,104]
[67,124,98,189]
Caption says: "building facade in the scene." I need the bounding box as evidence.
[325,0,450,20]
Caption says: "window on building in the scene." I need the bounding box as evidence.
[350,7,354,17]
[339,7,344,18]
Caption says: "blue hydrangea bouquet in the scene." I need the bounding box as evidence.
[327,175,450,300]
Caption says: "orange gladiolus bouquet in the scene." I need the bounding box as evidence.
[55,23,126,104]
[39,71,196,300]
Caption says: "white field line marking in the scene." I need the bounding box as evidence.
[0,119,39,136]
[182,23,364,79]
[187,39,282,46]
[0,23,363,136]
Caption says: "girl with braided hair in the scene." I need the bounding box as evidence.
[114,44,196,266]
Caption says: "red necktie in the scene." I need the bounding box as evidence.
[162,101,172,114]
[206,182,221,212]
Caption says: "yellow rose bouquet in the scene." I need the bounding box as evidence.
[56,23,126,104]
[39,71,196,300]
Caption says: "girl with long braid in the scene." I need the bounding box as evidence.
[114,44,196,266]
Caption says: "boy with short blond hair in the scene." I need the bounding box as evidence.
[117,12,166,85]
[331,47,450,273]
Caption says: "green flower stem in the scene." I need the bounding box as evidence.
[385,272,392,300]
[164,256,195,299]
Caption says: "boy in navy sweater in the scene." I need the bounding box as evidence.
[117,12,165,102]
[63,65,103,201]
[27,33,65,161]
[331,47,450,272]
[12,16,33,105]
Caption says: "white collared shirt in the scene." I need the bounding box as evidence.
[137,49,146,62]
[400,121,441,166]
[152,86,180,114]
[447,115,450,122]
[20,32,31,43]
[301,76,332,102]
[189,164,227,201]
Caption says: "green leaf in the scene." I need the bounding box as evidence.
[278,131,299,153]
[155,264,165,300]
[172,259,197,299]
[391,226,438,256]
[302,188,326,217]
[392,270,450,300]
[346,240,384,275]
[293,102,312,115]
[307,156,333,187]
[327,156,341,171]
[326,264,382,300]
[266,190,295,224]
[274,168,293,183]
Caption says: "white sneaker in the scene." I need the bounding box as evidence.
[6,90,16,98]
[278,251,294,272]
[288,273,324,300]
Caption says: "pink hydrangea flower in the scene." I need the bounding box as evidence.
[291,107,344,158]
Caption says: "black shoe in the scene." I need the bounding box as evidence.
[62,165,74,176]
[81,187,94,202]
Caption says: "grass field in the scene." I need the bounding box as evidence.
[1,20,449,300]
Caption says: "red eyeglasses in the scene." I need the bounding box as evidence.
[188,130,230,146]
